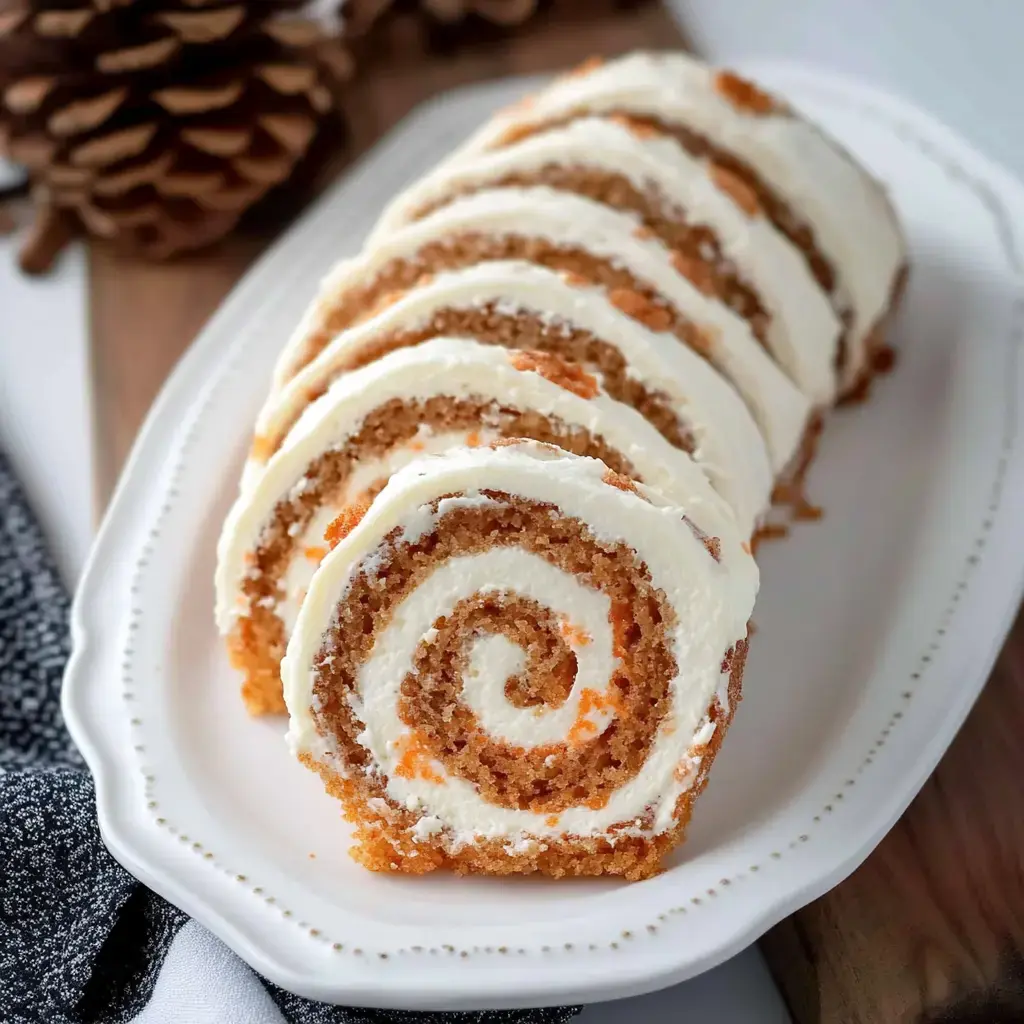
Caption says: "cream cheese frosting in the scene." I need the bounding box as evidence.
[248,260,772,533]
[273,186,811,473]
[274,427,490,633]
[448,51,905,391]
[368,115,842,405]
[215,337,744,640]
[282,440,758,845]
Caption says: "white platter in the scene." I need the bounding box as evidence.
[63,63,1024,1010]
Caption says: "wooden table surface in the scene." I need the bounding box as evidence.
[86,5,1024,1022]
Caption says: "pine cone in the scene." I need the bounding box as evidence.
[344,0,537,34]
[417,0,537,24]
[0,1,350,272]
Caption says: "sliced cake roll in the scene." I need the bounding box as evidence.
[272,186,812,475]
[282,440,758,880]
[450,51,906,394]
[368,115,842,405]
[247,261,773,534]
[217,338,742,715]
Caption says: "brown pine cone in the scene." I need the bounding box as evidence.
[343,0,537,34]
[419,0,537,24]
[0,1,351,272]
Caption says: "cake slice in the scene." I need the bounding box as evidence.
[282,440,758,880]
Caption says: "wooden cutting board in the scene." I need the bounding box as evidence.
[86,5,1024,1021]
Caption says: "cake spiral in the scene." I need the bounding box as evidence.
[281,440,758,880]
[216,50,907,878]
[217,338,739,714]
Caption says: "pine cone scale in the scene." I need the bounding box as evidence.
[0,12,28,39]
[46,164,93,188]
[7,133,56,169]
[256,62,318,94]
[180,124,251,156]
[96,35,180,73]
[35,10,96,39]
[259,111,315,150]
[153,79,245,115]
[158,168,227,197]
[70,122,157,167]
[91,151,173,196]
[48,87,127,136]
[155,7,247,44]
[4,76,54,115]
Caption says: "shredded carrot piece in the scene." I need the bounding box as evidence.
[567,687,622,746]
[325,498,372,549]
[497,121,536,146]
[566,55,603,78]
[559,269,591,288]
[510,350,599,399]
[602,469,638,494]
[250,434,274,461]
[393,733,442,784]
[713,70,779,115]
[304,545,327,563]
[559,621,591,647]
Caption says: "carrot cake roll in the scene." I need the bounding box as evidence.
[450,51,906,394]
[245,260,773,534]
[368,116,842,405]
[217,338,741,715]
[281,440,758,879]
[271,186,811,474]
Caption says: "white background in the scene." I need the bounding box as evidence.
[674,0,1024,177]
